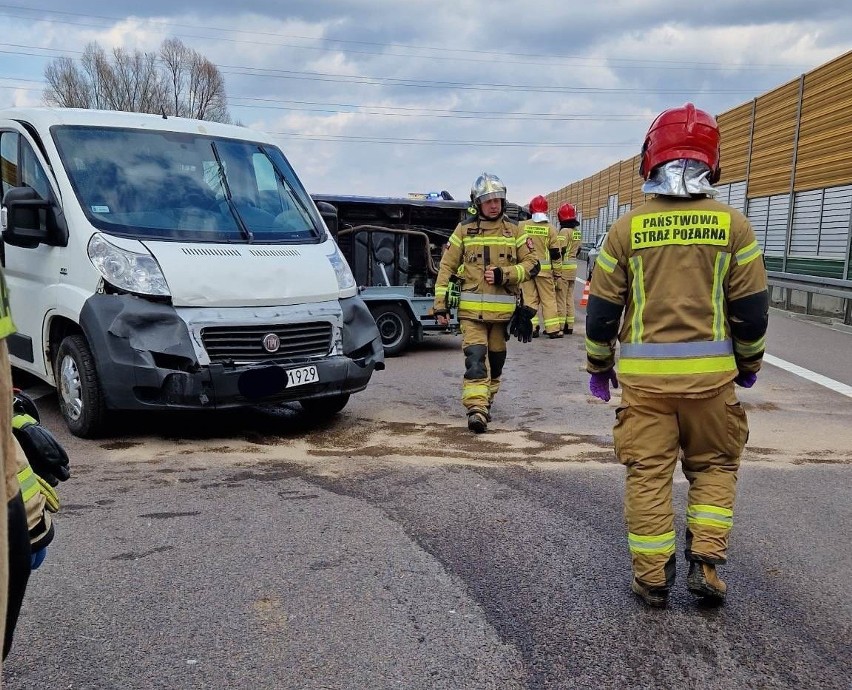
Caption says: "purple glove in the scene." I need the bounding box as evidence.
[589,370,618,402]
[734,371,757,388]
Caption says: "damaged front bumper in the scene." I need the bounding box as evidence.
[79,294,384,411]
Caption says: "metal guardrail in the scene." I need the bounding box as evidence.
[767,271,852,324]
[766,271,852,301]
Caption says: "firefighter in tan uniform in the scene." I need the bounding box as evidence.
[434,173,540,433]
[520,196,562,338]
[553,219,567,335]
[556,203,582,335]
[0,270,23,670]
[585,103,768,608]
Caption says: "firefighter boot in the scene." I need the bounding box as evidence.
[467,409,488,434]
[532,326,540,338]
[687,562,727,604]
[631,578,669,608]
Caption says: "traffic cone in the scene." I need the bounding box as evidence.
[580,281,590,307]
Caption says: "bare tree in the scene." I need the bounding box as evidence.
[159,38,230,122]
[43,38,231,123]
[44,56,91,108]
[160,37,187,118]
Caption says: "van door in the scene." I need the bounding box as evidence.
[0,129,60,378]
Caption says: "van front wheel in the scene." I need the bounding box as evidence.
[54,334,108,438]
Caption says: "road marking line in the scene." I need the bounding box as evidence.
[763,354,852,399]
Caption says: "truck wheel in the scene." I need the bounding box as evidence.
[300,394,350,418]
[369,304,411,357]
[54,334,108,438]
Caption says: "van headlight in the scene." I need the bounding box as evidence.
[87,233,170,297]
[327,244,356,292]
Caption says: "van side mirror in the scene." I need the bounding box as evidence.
[315,201,338,239]
[2,186,68,248]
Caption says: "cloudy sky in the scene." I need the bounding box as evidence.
[1,1,850,205]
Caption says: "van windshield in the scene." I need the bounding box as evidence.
[51,125,323,243]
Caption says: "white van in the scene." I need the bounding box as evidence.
[0,107,384,437]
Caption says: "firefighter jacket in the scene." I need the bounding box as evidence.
[586,195,768,397]
[554,228,568,279]
[1,271,17,504]
[434,214,539,322]
[519,219,561,274]
[562,225,582,282]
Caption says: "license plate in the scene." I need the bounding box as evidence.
[285,365,319,388]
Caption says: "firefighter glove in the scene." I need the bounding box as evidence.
[491,266,504,285]
[589,370,619,402]
[508,305,537,343]
[734,371,757,388]
[446,276,461,308]
[12,390,40,423]
[37,476,60,513]
[12,415,71,486]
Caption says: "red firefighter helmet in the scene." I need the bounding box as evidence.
[528,195,548,214]
[557,203,577,222]
[639,103,721,182]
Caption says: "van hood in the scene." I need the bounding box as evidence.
[142,240,340,307]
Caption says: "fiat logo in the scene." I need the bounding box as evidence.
[262,333,280,353]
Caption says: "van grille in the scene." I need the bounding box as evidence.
[200,322,333,363]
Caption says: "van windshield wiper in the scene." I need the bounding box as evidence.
[211,141,253,243]
[258,145,320,238]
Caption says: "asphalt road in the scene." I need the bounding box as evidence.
[4,288,851,690]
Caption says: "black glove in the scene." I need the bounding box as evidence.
[12,414,70,487]
[508,305,537,343]
[491,266,504,285]
[12,390,40,423]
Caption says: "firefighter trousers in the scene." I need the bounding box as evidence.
[554,274,566,330]
[460,319,507,413]
[522,273,560,334]
[560,279,575,330]
[612,383,749,588]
